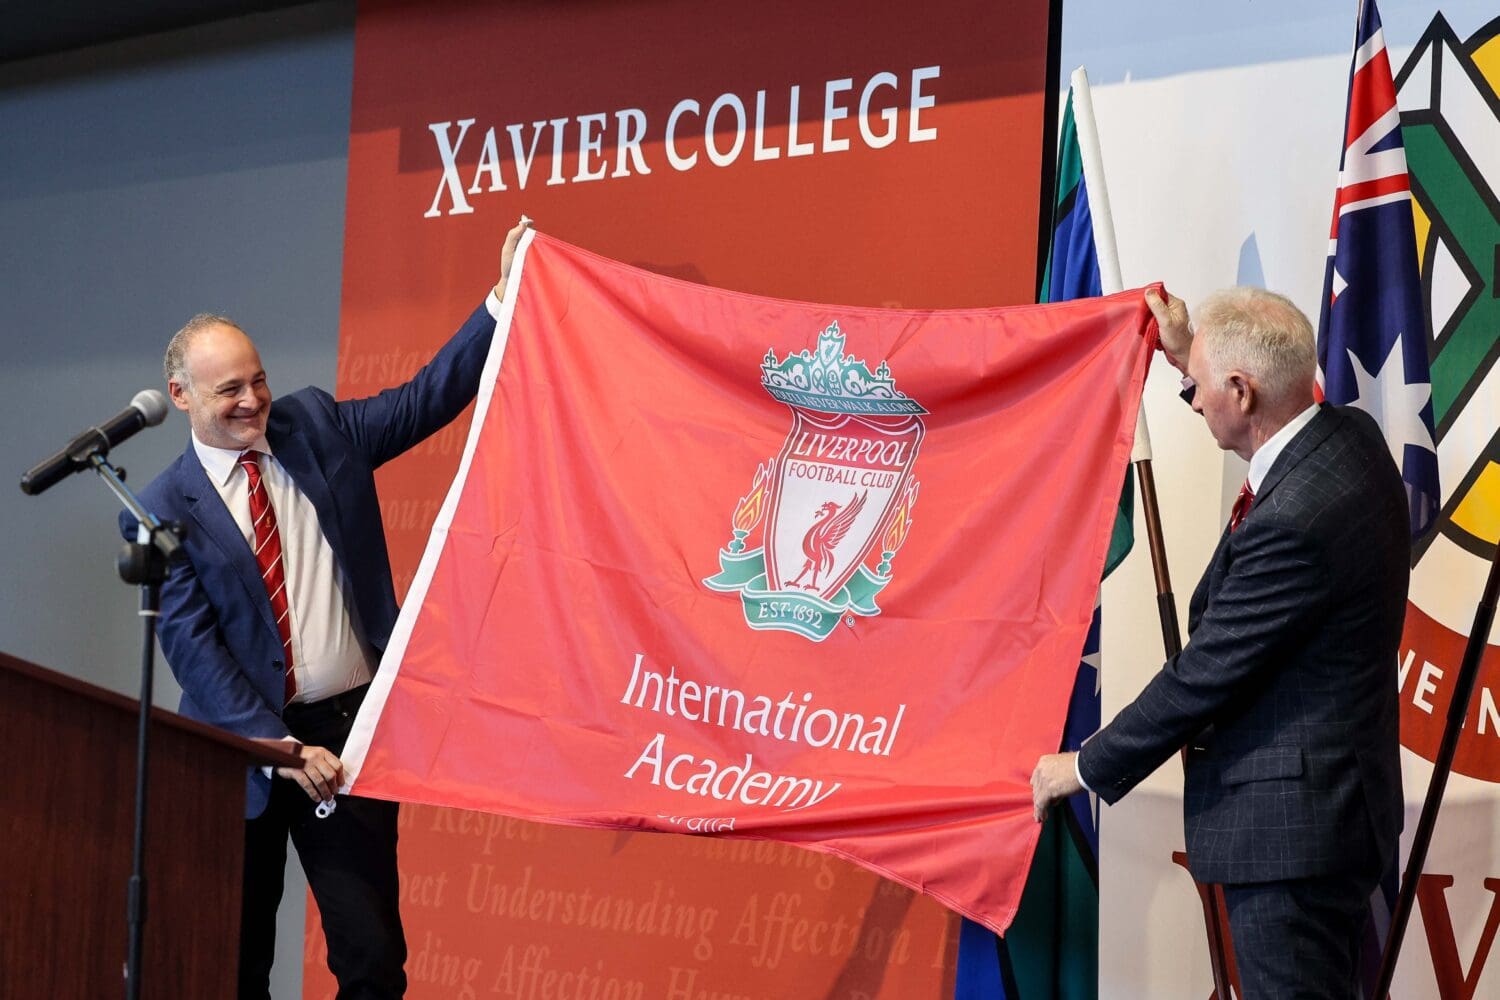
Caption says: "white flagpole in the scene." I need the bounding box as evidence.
[1067,64,1236,1000]
[1069,66,1152,463]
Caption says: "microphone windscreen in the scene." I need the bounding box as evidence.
[131,389,170,426]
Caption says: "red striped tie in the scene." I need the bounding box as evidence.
[239,452,296,702]
[1229,479,1254,533]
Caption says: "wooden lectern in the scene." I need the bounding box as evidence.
[0,651,302,999]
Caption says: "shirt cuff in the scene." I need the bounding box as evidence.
[261,736,301,779]
[1074,751,1095,796]
[485,288,504,321]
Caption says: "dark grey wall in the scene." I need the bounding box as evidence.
[1,3,355,689]
[0,5,354,997]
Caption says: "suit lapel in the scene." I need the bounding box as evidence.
[1189,408,1338,629]
[178,449,278,636]
[1250,405,1338,514]
[1189,526,1233,622]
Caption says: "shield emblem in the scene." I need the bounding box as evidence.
[703,321,928,641]
[764,408,923,602]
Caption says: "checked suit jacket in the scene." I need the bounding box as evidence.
[122,302,496,817]
[1078,404,1408,884]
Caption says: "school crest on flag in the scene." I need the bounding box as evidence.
[704,322,925,640]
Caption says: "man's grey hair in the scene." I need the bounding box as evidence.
[1193,287,1317,402]
[163,313,244,388]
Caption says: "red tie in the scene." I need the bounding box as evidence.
[1229,479,1254,532]
[239,452,296,702]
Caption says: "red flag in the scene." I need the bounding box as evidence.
[343,231,1157,933]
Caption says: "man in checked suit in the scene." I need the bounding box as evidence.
[1032,286,1408,999]
[123,220,529,999]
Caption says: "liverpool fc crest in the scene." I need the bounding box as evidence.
[704,322,925,640]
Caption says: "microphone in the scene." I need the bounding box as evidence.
[20,390,171,495]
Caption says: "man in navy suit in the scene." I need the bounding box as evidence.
[124,220,529,999]
[1032,287,1408,999]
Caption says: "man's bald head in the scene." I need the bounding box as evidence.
[164,313,249,389]
[164,313,272,451]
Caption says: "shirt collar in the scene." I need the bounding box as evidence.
[192,431,273,486]
[1247,403,1320,493]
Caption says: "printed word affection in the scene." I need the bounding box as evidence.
[424,67,941,217]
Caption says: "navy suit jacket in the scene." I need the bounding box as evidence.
[1079,405,1408,884]
[123,302,496,817]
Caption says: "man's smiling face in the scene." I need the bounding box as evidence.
[169,322,272,451]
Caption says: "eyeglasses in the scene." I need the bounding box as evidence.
[1179,375,1197,404]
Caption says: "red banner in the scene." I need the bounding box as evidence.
[342,231,1156,934]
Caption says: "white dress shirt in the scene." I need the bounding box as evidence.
[192,434,375,705]
[1246,403,1320,493]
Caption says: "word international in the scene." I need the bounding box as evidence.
[617,651,908,813]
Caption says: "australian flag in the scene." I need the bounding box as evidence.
[1317,0,1440,543]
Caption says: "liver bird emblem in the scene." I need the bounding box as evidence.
[786,491,868,591]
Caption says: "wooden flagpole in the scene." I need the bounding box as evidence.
[1069,66,1235,999]
[1374,541,1500,996]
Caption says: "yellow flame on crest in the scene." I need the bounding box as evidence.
[733,461,774,532]
[882,481,919,552]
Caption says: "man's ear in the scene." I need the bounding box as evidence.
[167,379,192,412]
[1228,372,1255,414]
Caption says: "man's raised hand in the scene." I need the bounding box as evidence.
[1145,288,1192,372]
[496,216,533,301]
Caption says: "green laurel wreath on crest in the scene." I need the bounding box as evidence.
[703,548,891,641]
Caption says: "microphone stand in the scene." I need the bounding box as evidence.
[88,453,185,1000]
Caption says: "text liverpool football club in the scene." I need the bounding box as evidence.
[619,652,905,814]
